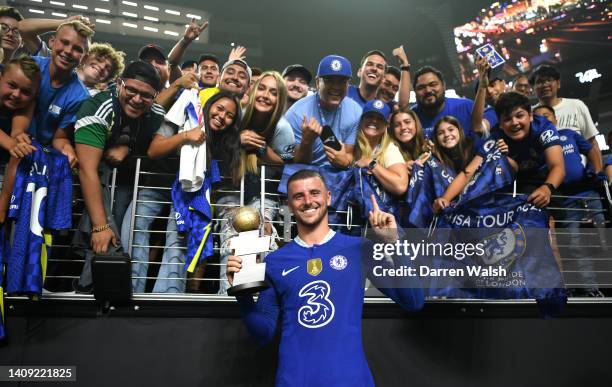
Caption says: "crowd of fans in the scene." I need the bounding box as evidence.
[0,6,610,298]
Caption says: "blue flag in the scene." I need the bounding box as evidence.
[404,157,456,228]
[430,148,566,315]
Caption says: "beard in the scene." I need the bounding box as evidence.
[419,93,444,111]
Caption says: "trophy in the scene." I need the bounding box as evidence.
[227,206,271,296]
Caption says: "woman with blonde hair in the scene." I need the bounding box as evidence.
[353,99,408,196]
[217,70,295,295]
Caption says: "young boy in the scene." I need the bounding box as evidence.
[0,56,40,222]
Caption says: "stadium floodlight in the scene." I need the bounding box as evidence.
[52,12,68,17]
[144,16,158,22]
[96,18,111,24]
[165,9,180,15]
[122,22,137,28]
[144,26,158,32]
[186,14,201,20]
[49,1,65,6]
[29,0,42,3]
[144,5,159,11]
[122,1,137,6]
[28,8,44,14]
[122,12,138,18]
[95,8,111,13]
[72,4,88,10]
[164,30,179,36]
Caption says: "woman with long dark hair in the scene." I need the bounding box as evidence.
[126,90,242,294]
[388,108,429,177]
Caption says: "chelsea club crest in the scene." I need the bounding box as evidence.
[479,222,526,268]
[329,255,347,270]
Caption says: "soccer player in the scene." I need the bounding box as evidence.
[227,169,424,387]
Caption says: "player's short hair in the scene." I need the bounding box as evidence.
[2,55,41,83]
[495,91,531,119]
[287,170,329,191]
[0,6,24,21]
[87,42,125,82]
[414,65,444,86]
[533,104,555,118]
[529,64,560,86]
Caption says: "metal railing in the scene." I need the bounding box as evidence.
[32,160,612,299]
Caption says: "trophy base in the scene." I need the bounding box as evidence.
[227,281,269,296]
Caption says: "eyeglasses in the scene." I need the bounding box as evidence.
[119,79,157,103]
[0,23,21,37]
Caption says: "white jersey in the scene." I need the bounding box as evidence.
[165,88,207,192]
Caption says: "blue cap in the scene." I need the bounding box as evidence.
[317,55,352,78]
[362,99,391,121]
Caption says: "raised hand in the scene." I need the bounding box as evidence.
[392,45,409,67]
[184,18,209,42]
[228,45,247,61]
[368,194,398,242]
[475,56,491,86]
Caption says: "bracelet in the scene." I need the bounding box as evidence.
[92,224,111,233]
[543,183,556,194]
[400,64,411,72]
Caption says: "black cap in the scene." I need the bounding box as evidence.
[198,53,220,66]
[122,60,162,92]
[138,44,166,61]
[282,64,312,84]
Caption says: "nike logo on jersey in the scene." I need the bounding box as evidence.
[282,266,300,276]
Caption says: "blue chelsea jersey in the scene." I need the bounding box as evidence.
[238,232,423,387]
[6,144,72,296]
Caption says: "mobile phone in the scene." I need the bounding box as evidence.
[320,125,342,151]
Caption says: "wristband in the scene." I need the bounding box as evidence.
[368,159,378,171]
[256,144,268,156]
[400,64,411,72]
[92,224,111,233]
[543,183,556,194]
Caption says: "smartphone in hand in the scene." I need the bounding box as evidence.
[320,125,342,151]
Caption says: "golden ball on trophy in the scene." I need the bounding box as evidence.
[232,206,261,232]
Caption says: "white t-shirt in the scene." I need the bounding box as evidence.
[552,98,598,140]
